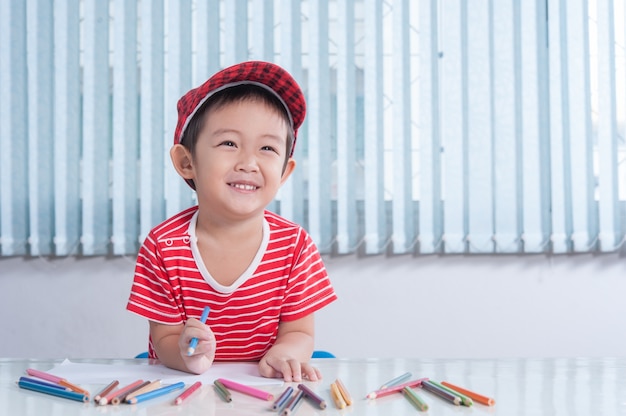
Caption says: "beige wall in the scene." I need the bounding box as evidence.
[1,253,624,359]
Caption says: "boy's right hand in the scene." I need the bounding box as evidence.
[178,318,216,374]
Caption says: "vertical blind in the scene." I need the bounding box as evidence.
[0,0,625,257]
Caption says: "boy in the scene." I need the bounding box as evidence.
[127,61,337,382]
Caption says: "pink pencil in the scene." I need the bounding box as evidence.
[26,369,63,384]
[366,378,429,399]
[216,378,274,401]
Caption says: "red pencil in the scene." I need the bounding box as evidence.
[99,379,144,405]
[94,380,119,402]
[174,381,202,405]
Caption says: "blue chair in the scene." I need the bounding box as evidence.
[135,350,335,359]
[311,350,336,358]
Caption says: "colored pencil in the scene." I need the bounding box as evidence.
[18,376,70,391]
[58,379,91,397]
[441,381,496,406]
[124,379,161,401]
[18,379,89,402]
[174,381,202,405]
[335,378,353,405]
[26,368,63,384]
[93,380,119,402]
[112,380,150,405]
[272,386,294,410]
[216,378,274,401]
[379,371,412,389]
[430,380,473,406]
[421,380,461,405]
[366,378,429,399]
[213,380,232,402]
[330,382,346,409]
[187,305,210,356]
[127,382,185,404]
[25,368,90,397]
[297,383,326,409]
[402,386,429,411]
[99,379,144,405]
[282,390,305,416]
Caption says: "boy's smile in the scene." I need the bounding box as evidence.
[229,182,259,191]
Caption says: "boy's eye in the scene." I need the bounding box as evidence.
[220,140,236,147]
[261,145,277,152]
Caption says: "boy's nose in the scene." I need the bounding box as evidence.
[235,151,259,172]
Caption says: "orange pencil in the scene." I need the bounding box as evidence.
[58,379,91,397]
[440,381,495,406]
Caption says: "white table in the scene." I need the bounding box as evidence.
[1,357,625,415]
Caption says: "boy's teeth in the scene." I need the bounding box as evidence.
[233,183,255,190]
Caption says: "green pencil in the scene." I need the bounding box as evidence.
[213,380,232,402]
[402,386,429,411]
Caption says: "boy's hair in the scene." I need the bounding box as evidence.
[180,84,295,161]
[174,61,306,190]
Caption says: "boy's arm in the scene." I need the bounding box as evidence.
[258,314,321,382]
[149,319,216,375]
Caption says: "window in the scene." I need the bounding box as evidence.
[1,0,624,257]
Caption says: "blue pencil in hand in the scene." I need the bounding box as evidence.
[187,306,210,356]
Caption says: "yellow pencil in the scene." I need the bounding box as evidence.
[330,382,346,409]
[335,378,353,405]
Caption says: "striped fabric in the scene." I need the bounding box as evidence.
[127,207,337,360]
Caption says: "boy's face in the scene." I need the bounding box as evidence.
[184,99,295,220]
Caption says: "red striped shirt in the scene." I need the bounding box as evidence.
[127,206,337,361]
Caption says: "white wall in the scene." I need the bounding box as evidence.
[1,253,625,359]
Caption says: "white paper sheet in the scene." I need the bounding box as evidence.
[47,359,283,386]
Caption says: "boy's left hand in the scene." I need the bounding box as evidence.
[258,353,321,382]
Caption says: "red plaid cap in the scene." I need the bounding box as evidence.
[174,61,306,156]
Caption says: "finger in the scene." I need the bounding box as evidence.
[179,327,206,349]
[179,326,214,356]
[260,356,299,381]
[300,363,321,381]
[191,332,216,356]
[258,358,282,379]
[282,359,302,382]
[185,318,207,330]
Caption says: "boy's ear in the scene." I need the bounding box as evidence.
[170,144,195,180]
[280,158,296,185]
